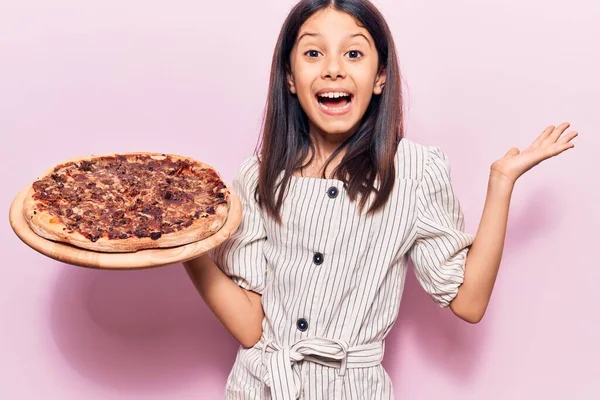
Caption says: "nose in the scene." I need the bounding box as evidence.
[321,55,346,80]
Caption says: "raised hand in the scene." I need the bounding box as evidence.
[490,122,578,183]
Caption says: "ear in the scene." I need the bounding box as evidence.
[286,68,297,94]
[373,67,386,95]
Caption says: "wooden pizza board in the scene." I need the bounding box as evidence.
[8,185,243,270]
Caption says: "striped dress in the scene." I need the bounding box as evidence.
[209,138,475,399]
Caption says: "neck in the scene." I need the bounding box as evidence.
[298,124,355,178]
[306,122,356,161]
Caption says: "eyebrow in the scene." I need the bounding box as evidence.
[297,32,372,48]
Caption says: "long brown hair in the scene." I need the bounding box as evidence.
[255,0,404,223]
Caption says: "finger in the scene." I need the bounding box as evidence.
[544,122,571,145]
[532,125,555,147]
[547,142,575,157]
[557,130,578,144]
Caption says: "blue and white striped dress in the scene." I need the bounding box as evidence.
[209,138,475,399]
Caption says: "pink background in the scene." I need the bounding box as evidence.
[1,0,598,398]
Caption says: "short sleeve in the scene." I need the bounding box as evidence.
[408,146,475,308]
[207,156,268,294]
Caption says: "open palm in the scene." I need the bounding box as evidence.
[491,122,578,183]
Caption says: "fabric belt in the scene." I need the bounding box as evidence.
[258,336,385,399]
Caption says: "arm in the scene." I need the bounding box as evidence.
[184,254,264,348]
[450,122,578,323]
[449,174,513,323]
[185,155,268,346]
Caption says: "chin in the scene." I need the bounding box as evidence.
[326,127,355,135]
[313,119,359,136]
[305,114,354,136]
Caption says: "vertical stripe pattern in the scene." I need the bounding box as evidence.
[209,138,475,399]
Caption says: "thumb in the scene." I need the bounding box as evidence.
[504,147,520,157]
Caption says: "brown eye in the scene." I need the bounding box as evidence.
[346,50,363,59]
[305,50,321,58]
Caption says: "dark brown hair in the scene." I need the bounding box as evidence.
[255,0,404,223]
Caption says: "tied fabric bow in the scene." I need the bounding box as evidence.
[260,336,384,399]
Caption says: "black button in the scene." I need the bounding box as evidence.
[296,318,309,332]
[313,252,324,265]
[327,186,339,198]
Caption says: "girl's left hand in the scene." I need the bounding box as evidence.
[490,122,578,184]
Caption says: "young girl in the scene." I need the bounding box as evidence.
[184,0,577,398]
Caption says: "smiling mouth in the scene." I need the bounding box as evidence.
[316,92,353,110]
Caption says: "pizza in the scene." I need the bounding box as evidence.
[22,153,230,253]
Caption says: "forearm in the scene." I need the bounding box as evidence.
[183,254,264,347]
[450,171,515,323]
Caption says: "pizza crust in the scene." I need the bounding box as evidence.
[22,152,230,253]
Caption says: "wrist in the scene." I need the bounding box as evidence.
[488,170,516,194]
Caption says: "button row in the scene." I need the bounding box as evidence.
[296,187,338,333]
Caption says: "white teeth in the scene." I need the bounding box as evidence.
[318,92,350,98]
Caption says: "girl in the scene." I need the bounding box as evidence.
[184,0,577,398]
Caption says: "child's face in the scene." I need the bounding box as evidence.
[287,8,386,140]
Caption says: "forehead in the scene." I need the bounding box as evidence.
[297,8,369,40]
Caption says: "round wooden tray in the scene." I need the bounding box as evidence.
[8,186,242,270]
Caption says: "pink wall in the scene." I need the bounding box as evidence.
[1,0,598,398]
